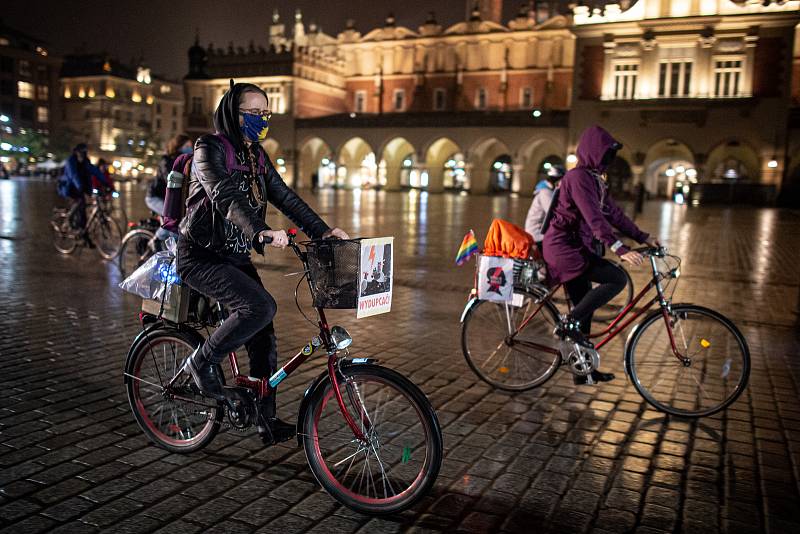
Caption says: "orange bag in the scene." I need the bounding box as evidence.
[483,218,534,259]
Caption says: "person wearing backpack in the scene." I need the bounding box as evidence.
[525,164,565,250]
[145,133,192,217]
[543,125,656,385]
[176,81,349,445]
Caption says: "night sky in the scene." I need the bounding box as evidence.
[3,0,547,81]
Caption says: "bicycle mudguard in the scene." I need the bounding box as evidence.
[294,359,380,446]
[460,297,478,323]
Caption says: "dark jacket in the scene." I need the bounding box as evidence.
[57,155,109,198]
[180,134,329,257]
[543,125,649,284]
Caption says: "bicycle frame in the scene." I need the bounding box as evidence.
[163,232,369,443]
[511,252,686,363]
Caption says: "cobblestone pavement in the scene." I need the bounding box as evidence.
[1,177,799,534]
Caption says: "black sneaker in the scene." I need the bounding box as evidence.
[573,369,616,385]
[258,417,296,445]
[556,315,594,349]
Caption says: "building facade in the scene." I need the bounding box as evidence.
[0,22,62,150]
[181,0,800,201]
[570,0,800,204]
[60,55,184,176]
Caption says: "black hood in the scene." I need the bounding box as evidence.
[213,81,268,152]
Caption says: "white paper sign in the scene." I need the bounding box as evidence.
[477,255,514,302]
[357,237,393,318]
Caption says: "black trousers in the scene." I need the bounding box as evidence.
[177,240,279,417]
[69,195,87,230]
[564,257,627,335]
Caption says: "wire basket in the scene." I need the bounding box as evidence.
[304,239,362,309]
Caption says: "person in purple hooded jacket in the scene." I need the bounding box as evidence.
[543,125,657,385]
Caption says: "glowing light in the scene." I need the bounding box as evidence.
[665,168,676,177]
[132,92,142,103]
[767,160,778,169]
[566,154,577,164]
[685,168,697,178]
[543,162,552,170]
[64,87,71,98]
[88,87,96,98]
[112,160,122,168]
[493,161,502,170]
[682,185,690,194]
[321,158,330,165]
[105,87,115,98]
[349,112,357,118]
[676,165,685,173]
[403,159,413,167]
[0,115,8,123]
[146,95,154,105]
[78,87,86,98]
[674,193,685,204]
[276,157,285,165]
[0,142,12,151]
[531,109,542,118]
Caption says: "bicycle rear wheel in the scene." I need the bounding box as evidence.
[124,328,222,453]
[625,304,750,418]
[119,229,156,276]
[461,288,561,391]
[303,364,442,515]
[90,213,122,260]
[51,210,77,254]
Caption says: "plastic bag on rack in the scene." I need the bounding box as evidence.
[118,237,182,301]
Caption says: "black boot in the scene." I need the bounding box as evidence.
[183,347,225,401]
[257,415,296,445]
[573,369,616,385]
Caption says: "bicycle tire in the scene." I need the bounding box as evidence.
[594,262,634,322]
[51,211,78,254]
[462,287,561,391]
[90,214,123,260]
[302,364,443,515]
[119,228,156,276]
[625,304,750,418]
[125,327,223,453]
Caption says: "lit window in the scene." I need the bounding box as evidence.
[520,87,533,108]
[105,86,115,98]
[17,81,34,99]
[35,46,47,57]
[613,63,638,100]
[160,84,171,94]
[433,88,446,111]
[658,61,692,97]
[393,89,405,112]
[146,94,154,105]
[36,85,49,100]
[714,60,743,98]
[64,86,71,98]
[132,92,142,103]
[78,87,86,98]
[0,38,9,46]
[88,87,96,98]
[354,90,366,113]
[37,106,48,123]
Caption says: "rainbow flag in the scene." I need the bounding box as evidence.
[455,230,479,266]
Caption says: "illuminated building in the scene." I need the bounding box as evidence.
[60,55,184,176]
[183,0,800,202]
[0,21,62,138]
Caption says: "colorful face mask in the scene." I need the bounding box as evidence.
[240,112,269,142]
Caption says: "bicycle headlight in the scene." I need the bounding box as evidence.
[330,326,352,350]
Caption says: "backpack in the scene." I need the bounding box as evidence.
[160,133,266,233]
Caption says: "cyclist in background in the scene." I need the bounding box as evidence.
[525,164,565,250]
[542,125,657,385]
[57,143,112,239]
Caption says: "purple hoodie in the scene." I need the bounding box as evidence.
[542,125,649,284]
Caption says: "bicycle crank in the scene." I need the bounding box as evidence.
[561,342,600,377]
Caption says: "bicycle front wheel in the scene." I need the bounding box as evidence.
[462,288,561,391]
[303,364,443,515]
[124,328,223,453]
[90,214,123,260]
[626,304,750,418]
[51,211,77,254]
[119,229,156,276]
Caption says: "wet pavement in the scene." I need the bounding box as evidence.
[1,176,799,533]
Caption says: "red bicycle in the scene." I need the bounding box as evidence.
[461,247,750,417]
[123,231,443,514]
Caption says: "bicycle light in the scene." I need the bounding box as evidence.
[331,326,352,350]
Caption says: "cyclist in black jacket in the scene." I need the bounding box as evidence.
[177,82,348,444]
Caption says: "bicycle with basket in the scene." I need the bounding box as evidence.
[120,230,443,515]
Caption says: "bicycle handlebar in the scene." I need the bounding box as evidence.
[258,228,299,246]
[632,246,666,258]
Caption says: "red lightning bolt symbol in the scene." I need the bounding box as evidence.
[368,246,376,265]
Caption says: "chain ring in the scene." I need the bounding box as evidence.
[567,344,600,376]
